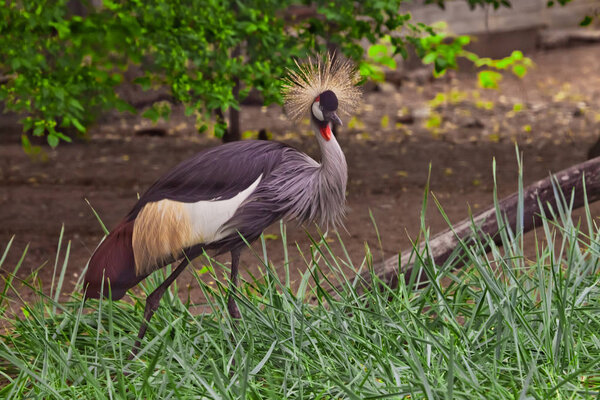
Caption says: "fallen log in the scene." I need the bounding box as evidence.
[352,157,600,292]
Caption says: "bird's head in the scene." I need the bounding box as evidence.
[311,90,342,141]
[282,53,362,141]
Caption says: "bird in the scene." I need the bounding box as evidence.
[83,53,362,356]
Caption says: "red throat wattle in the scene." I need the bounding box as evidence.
[320,124,332,141]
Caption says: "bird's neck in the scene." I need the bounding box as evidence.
[312,121,348,227]
[314,122,346,173]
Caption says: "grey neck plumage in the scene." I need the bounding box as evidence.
[257,120,348,231]
[311,121,348,229]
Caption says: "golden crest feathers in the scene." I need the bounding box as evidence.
[282,53,362,123]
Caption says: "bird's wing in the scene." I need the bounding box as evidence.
[126,140,290,275]
[128,140,289,218]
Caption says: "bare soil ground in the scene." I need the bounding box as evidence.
[2,44,600,305]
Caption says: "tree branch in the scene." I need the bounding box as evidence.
[350,157,600,292]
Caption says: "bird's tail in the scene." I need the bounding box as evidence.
[84,220,143,300]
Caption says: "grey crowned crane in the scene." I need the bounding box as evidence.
[83,54,362,355]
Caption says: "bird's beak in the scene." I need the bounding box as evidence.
[326,111,343,126]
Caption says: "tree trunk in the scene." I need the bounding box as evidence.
[223,75,241,142]
[222,45,242,142]
[342,157,600,293]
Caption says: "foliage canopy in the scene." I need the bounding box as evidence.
[0,0,565,149]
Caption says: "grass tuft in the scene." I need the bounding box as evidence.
[1,166,600,399]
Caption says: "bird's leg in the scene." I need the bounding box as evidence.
[227,249,242,319]
[129,258,189,359]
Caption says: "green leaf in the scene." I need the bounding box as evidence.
[359,62,384,82]
[10,58,21,70]
[71,118,86,133]
[422,53,437,64]
[68,98,84,112]
[142,107,160,123]
[184,106,196,117]
[110,73,123,84]
[49,22,70,39]
[47,134,59,148]
[214,122,227,138]
[115,100,136,113]
[21,134,32,151]
[33,125,45,137]
[580,15,593,26]
[368,44,388,59]
[53,131,72,142]
[159,104,171,120]
[512,64,526,78]
[478,70,502,89]
[510,50,523,61]
[380,56,397,69]
[456,35,470,46]
[134,76,152,91]
[434,57,448,72]
[197,265,213,274]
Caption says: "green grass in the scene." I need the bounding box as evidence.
[1,172,600,399]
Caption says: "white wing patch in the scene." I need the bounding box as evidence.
[133,175,262,276]
[184,174,262,244]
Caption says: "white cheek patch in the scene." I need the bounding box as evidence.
[312,102,324,121]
